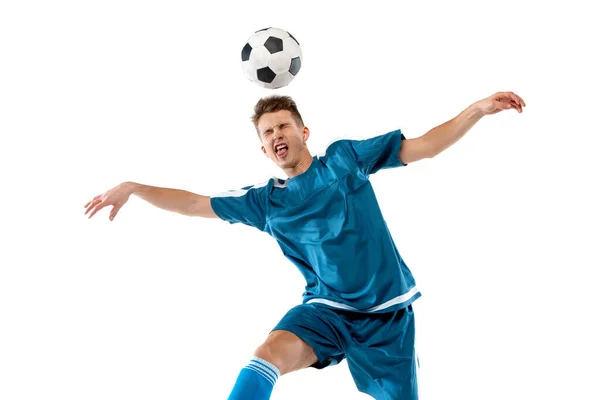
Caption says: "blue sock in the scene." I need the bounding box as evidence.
[227,357,280,400]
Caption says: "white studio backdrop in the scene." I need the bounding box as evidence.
[1,1,599,399]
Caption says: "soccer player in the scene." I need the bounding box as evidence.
[84,91,525,399]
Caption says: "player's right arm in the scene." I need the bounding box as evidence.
[84,181,217,221]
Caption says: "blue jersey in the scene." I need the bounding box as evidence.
[210,129,421,313]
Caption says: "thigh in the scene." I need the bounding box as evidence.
[346,306,419,400]
[270,303,348,372]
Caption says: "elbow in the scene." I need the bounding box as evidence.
[190,195,218,218]
[400,137,436,164]
[428,147,441,159]
[421,139,439,159]
[417,136,439,160]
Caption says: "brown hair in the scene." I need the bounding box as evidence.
[251,95,304,136]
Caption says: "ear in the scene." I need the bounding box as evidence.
[261,145,268,156]
[302,126,310,143]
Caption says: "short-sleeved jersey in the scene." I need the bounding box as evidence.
[210,129,421,313]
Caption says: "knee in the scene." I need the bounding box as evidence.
[253,330,313,376]
[253,339,285,375]
[252,330,318,376]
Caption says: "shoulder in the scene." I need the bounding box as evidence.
[318,137,354,161]
[320,130,403,158]
[211,177,275,199]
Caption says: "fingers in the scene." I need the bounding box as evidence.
[84,197,101,216]
[508,98,523,113]
[85,193,126,221]
[87,200,107,219]
[508,93,524,113]
[85,195,110,219]
[506,100,521,113]
[84,195,100,209]
[109,202,124,221]
[513,93,526,108]
[496,91,526,112]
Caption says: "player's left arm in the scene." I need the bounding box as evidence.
[398,91,526,164]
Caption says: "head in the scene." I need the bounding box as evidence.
[251,95,312,175]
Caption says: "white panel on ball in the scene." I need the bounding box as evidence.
[248,46,271,69]
[270,72,295,89]
[269,52,293,75]
[247,30,270,48]
[282,36,301,59]
[241,60,257,82]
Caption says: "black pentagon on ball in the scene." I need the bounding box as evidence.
[289,57,301,75]
[264,36,283,54]
[257,67,277,83]
[255,27,271,32]
[241,43,252,62]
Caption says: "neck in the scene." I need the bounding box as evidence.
[284,151,313,179]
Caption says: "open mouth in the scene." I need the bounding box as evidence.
[275,144,288,158]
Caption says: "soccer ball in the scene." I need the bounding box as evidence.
[241,27,302,89]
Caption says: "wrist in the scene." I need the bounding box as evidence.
[466,102,486,120]
[124,181,143,195]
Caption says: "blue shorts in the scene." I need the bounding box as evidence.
[272,303,419,400]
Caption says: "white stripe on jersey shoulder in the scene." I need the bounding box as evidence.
[211,179,270,198]
[211,176,288,198]
[316,133,372,157]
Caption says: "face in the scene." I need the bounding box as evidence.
[258,110,310,170]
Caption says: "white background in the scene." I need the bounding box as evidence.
[1,1,599,399]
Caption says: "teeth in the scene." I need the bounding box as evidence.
[276,145,287,151]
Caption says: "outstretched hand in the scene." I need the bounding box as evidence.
[84,182,135,220]
[477,91,526,115]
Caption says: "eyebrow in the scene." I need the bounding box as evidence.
[262,122,289,136]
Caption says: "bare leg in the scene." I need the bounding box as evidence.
[253,329,318,376]
[227,329,318,399]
